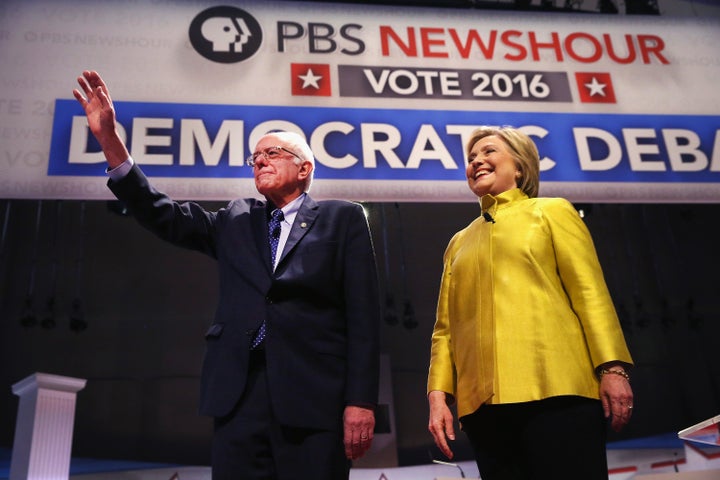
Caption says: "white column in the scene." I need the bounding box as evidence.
[9,372,87,480]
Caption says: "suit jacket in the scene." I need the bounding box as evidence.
[109,165,381,430]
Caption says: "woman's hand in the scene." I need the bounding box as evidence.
[599,368,634,432]
[428,390,456,459]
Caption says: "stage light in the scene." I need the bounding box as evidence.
[19,297,36,328]
[384,294,399,326]
[69,298,88,333]
[41,297,56,329]
[402,300,417,329]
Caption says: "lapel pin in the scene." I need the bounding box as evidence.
[300,222,308,228]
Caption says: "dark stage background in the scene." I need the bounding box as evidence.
[0,198,718,465]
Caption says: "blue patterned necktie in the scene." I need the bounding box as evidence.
[268,209,284,268]
[251,208,284,350]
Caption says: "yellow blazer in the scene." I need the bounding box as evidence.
[427,189,633,419]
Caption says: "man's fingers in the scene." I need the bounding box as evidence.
[76,75,91,96]
[345,429,374,460]
[72,89,86,107]
[346,438,372,460]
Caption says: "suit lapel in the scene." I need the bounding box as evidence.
[250,204,273,274]
[277,195,318,267]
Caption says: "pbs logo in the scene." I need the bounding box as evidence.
[189,6,262,63]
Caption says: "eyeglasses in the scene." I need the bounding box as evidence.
[246,146,302,167]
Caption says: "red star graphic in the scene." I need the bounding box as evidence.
[291,63,332,96]
[575,72,616,103]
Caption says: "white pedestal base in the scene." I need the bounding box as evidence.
[10,372,87,480]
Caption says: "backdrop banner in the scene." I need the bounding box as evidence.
[2,0,719,202]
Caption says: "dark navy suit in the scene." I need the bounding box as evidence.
[108,165,381,477]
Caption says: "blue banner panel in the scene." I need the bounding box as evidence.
[50,99,720,184]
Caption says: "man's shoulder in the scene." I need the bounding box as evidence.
[315,198,362,210]
[216,197,265,218]
[226,197,265,209]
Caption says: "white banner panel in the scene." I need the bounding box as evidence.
[1,0,719,202]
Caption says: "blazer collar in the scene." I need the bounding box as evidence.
[480,188,528,218]
[276,195,318,268]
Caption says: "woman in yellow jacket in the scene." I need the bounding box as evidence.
[427,126,634,480]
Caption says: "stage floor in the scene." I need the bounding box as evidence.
[1,432,715,480]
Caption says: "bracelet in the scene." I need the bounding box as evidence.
[599,368,630,382]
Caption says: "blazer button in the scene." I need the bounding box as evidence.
[265,296,273,304]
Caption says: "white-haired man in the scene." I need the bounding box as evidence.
[74,70,381,480]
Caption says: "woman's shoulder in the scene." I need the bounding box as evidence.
[522,197,583,225]
[531,196,572,207]
[530,196,576,213]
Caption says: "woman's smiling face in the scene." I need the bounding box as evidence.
[465,134,520,198]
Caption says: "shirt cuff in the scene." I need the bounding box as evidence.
[107,157,134,181]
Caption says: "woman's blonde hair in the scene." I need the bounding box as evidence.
[465,126,540,198]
